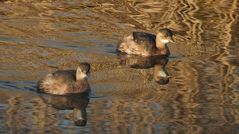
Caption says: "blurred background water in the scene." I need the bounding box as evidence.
[0,0,239,133]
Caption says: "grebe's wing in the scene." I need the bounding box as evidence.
[132,32,157,51]
[52,70,76,82]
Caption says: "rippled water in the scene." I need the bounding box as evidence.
[1,0,239,133]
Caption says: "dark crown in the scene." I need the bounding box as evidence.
[159,28,173,37]
[79,62,91,74]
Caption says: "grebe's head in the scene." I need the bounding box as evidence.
[76,62,91,80]
[157,28,174,44]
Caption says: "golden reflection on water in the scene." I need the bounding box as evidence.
[1,0,239,134]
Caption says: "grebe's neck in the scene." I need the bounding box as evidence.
[76,74,87,81]
[156,42,167,49]
[154,41,170,56]
[156,36,169,49]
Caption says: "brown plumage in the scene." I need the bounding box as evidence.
[117,28,174,57]
[37,62,91,95]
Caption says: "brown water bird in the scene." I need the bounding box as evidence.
[117,28,174,57]
[37,62,91,95]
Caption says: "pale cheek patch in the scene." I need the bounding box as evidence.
[77,73,87,80]
[161,39,169,43]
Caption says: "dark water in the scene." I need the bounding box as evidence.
[1,0,239,133]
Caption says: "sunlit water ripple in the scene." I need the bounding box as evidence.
[0,0,239,133]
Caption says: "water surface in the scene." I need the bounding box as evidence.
[1,0,239,133]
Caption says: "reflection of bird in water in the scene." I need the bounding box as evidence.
[118,54,170,85]
[40,92,90,126]
[152,57,170,85]
[117,28,174,57]
[37,63,91,95]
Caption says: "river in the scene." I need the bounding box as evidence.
[0,0,239,134]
